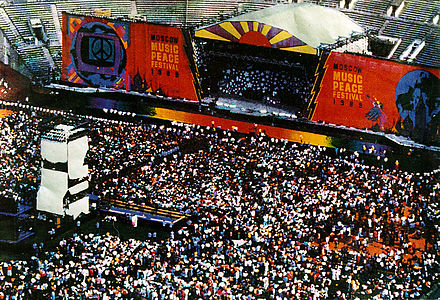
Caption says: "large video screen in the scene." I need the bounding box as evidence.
[62,13,200,101]
[308,51,440,143]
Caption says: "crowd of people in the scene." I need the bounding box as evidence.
[0,106,183,209]
[217,64,312,110]
[0,105,440,298]
[0,109,40,211]
[194,39,314,114]
[88,121,182,188]
[95,123,440,298]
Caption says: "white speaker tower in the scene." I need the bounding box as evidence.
[37,124,89,219]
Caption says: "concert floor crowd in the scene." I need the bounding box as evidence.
[0,106,439,299]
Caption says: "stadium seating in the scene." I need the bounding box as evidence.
[303,0,320,4]
[399,0,440,23]
[342,10,386,33]
[416,27,440,67]
[47,44,62,74]
[17,45,52,79]
[2,6,33,41]
[318,0,340,9]
[238,0,274,14]
[4,3,57,43]
[0,0,438,80]
[0,7,24,46]
[353,0,391,15]
[135,0,186,25]
[55,0,132,20]
[382,19,431,61]
[187,0,240,25]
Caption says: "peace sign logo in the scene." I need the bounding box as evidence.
[91,37,113,63]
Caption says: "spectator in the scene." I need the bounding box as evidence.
[0,104,439,299]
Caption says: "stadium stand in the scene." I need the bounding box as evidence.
[0,0,438,80]
[399,0,440,23]
[417,26,440,67]
[54,0,132,20]
[317,0,340,9]
[0,1,439,298]
[352,0,391,14]
[381,19,432,61]
[342,10,387,33]
[4,3,56,42]
[304,0,320,4]
[16,45,51,79]
[237,0,274,14]
[0,7,24,46]
[134,0,186,25]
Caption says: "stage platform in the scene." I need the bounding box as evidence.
[106,207,179,225]
[0,231,35,244]
[43,84,440,154]
[0,204,33,217]
[100,198,189,226]
[211,96,440,153]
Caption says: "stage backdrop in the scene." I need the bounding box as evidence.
[308,51,440,141]
[62,13,200,102]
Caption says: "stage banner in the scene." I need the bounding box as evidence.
[62,13,200,101]
[308,51,440,141]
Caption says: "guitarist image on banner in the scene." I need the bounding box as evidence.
[365,94,388,131]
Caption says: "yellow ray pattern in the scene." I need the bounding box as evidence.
[219,22,242,40]
[282,45,318,55]
[253,21,259,32]
[269,30,293,45]
[240,21,249,33]
[261,24,271,36]
[195,29,231,42]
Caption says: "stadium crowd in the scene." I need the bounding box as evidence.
[88,121,181,187]
[194,40,314,113]
[95,124,440,298]
[0,106,439,299]
[0,109,40,209]
[217,64,312,109]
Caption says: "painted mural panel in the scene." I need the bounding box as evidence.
[308,52,440,142]
[62,13,200,101]
[195,21,317,55]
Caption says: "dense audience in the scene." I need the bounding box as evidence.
[96,124,440,298]
[0,109,40,209]
[194,39,314,113]
[217,64,312,109]
[88,122,181,185]
[0,105,439,299]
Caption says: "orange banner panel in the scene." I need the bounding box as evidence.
[309,52,440,140]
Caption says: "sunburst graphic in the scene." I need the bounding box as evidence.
[195,21,316,54]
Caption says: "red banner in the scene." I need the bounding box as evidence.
[126,23,199,101]
[309,52,440,138]
[62,13,200,102]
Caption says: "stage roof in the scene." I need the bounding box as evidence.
[195,3,364,54]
